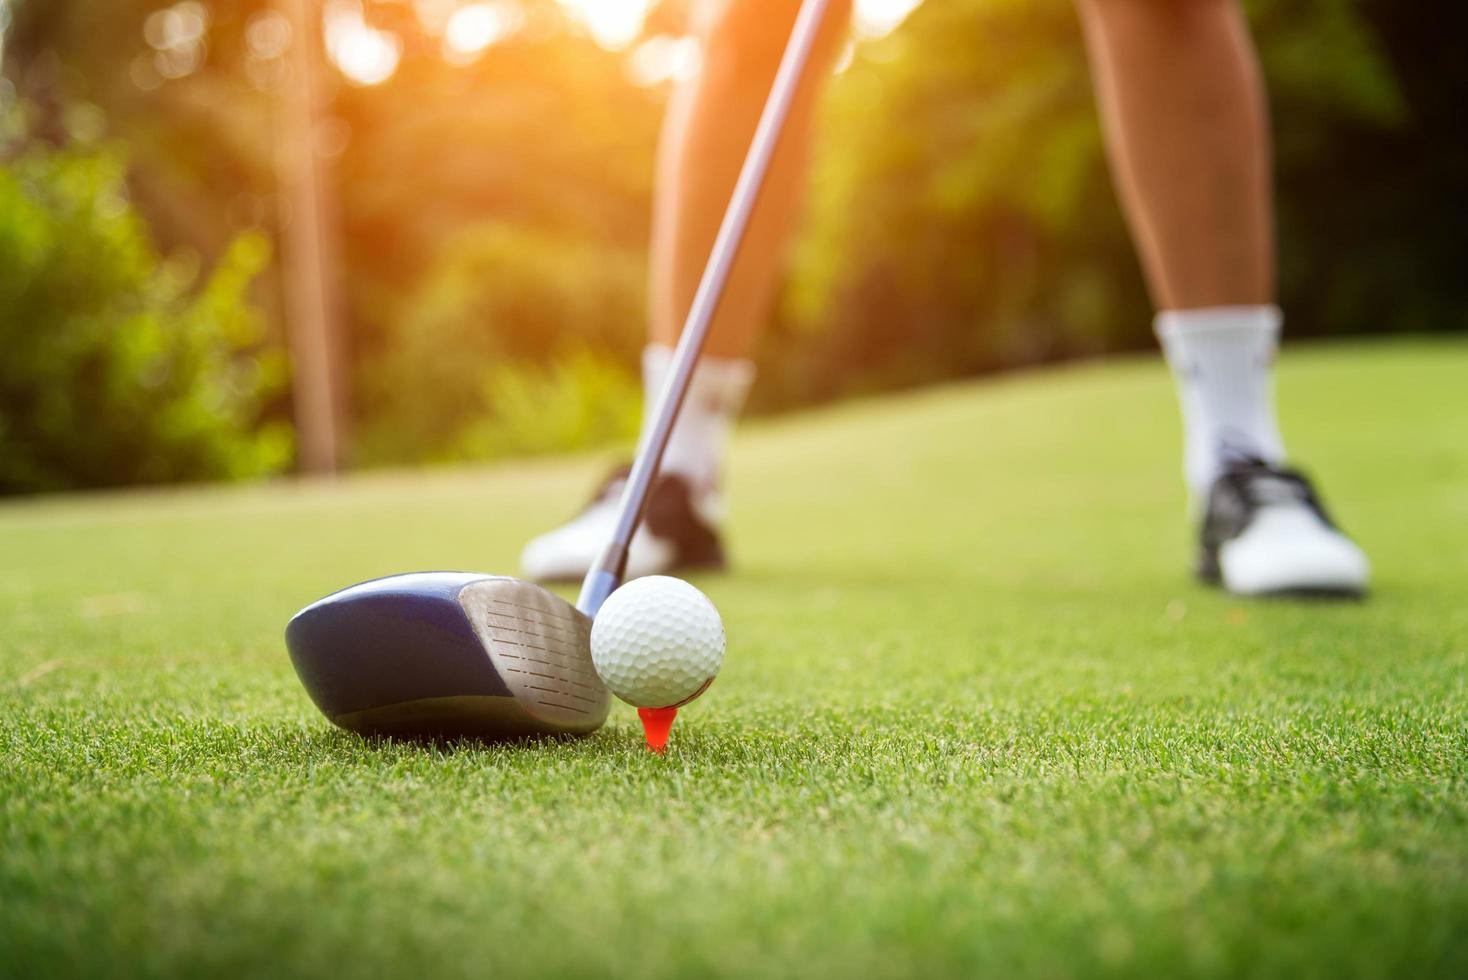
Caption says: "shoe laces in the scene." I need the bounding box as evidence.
[1223,456,1327,517]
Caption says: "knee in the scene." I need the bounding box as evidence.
[693,0,852,86]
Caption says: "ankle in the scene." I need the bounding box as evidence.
[641,343,754,497]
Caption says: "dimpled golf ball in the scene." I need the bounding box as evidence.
[590,576,725,709]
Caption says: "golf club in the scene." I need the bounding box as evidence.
[285,0,833,739]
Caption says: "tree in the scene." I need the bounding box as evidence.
[0,133,289,493]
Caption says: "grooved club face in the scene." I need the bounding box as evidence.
[457,578,606,729]
[286,573,610,739]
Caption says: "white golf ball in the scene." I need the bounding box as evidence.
[590,576,725,709]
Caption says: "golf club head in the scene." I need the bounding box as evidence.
[286,572,610,739]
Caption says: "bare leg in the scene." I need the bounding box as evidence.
[650,0,851,358]
[1076,0,1273,308]
[521,1,849,581]
[1072,1,1369,595]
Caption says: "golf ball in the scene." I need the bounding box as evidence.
[590,576,725,709]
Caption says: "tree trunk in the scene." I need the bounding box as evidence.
[277,0,346,474]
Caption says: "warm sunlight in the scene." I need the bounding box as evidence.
[627,34,701,87]
[325,0,401,85]
[555,0,649,51]
[557,0,921,51]
[854,0,924,38]
[444,2,521,58]
[312,0,925,84]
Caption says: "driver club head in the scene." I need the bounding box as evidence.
[286,572,610,739]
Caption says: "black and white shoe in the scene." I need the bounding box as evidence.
[520,465,726,583]
[1198,456,1369,597]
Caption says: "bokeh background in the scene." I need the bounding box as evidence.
[1,0,1463,495]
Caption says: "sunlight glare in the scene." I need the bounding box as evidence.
[445,3,520,56]
[325,1,401,86]
[144,1,208,52]
[140,1,209,81]
[627,35,701,88]
[854,0,922,39]
[556,0,648,51]
[246,11,291,60]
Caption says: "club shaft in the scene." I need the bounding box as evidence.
[577,0,833,616]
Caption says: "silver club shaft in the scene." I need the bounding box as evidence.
[577,0,834,616]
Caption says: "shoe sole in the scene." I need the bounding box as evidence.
[1196,567,1367,600]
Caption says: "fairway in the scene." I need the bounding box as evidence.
[2,339,1465,979]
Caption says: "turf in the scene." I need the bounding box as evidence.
[2,339,1466,980]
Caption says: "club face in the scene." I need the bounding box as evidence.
[286,572,609,739]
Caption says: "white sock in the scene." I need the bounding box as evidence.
[640,344,754,504]
[1155,305,1286,499]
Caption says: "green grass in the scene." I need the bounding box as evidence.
[3,339,1466,980]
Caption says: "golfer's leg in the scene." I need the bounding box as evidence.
[1076,0,1271,309]
[1078,0,1279,490]
[522,0,850,582]
[1077,0,1367,595]
[651,0,851,358]
[641,0,851,490]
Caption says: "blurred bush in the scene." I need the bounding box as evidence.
[451,352,643,462]
[355,223,645,464]
[0,125,290,494]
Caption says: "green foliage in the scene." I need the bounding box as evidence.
[0,134,290,493]
[355,223,645,465]
[769,0,1133,409]
[761,0,1425,410]
[1265,1,1468,338]
[451,351,643,462]
[3,0,1464,475]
